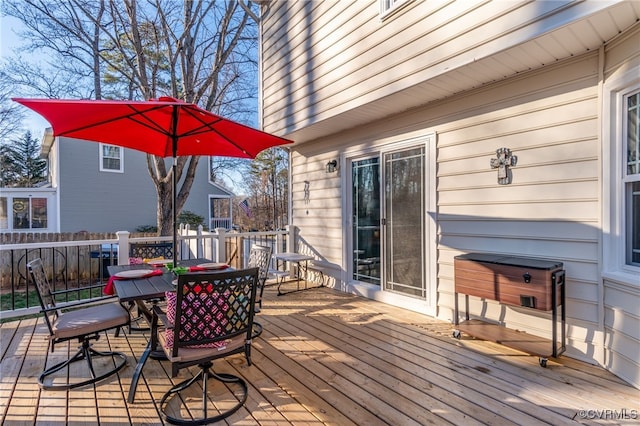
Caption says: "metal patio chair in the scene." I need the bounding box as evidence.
[152,267,259,425]
[247,244,272,338]
[27,258,129,390]
[129,241,174,261]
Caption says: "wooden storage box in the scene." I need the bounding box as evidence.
[454,253,563,311]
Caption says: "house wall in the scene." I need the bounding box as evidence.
[293,51,602,354]
[601,25,640,389]
[260,0,625,136]
[58,138,214,233]
[58,138,158,232]
[284,23,640,389]
[433,55,601,358]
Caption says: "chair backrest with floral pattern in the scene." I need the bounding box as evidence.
[168,267,259,358]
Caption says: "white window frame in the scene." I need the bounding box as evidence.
[99,143,123,173]
[379,0,409,19]
[623,90,640,267]
[0,196,50,231]
[602,59,640,284]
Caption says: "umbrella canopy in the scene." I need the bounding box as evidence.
[13,96,293,264]
[13,97,291,158]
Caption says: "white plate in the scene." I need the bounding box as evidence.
[197,262,228,270]
[115,269,152,279]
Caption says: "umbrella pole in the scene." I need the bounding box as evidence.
[170,105,179,268]
[172,106,179,267]
[173,155,178,267]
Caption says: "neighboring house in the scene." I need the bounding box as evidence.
[0,128,234,233]
[259,1,640,388]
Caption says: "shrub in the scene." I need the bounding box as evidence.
[178,211,205,228]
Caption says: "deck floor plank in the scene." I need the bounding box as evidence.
[251,334,358,424]
[1,285,638,426]
[350,314,578,424]
[264,312,463,425]
[2,318,44,425]
[351,298,630,424]
[348,294,637,422]
[310,296,576,425]
[283,310,548,425]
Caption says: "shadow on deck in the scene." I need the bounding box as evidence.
[1,283,638,425]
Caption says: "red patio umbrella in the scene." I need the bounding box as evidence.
[13,97,292,263]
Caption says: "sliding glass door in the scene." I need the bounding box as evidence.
[350,145,426,299]
[352,158,381,284]
[383,147,425,297]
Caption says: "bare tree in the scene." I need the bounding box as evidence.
[245,147,288,231]
[3,0,259,235]
[0,81,25,141]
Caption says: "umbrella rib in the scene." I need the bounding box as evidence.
[175,106,273,157]
[51,104,171,138]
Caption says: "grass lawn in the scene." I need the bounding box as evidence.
[1,285,106,320]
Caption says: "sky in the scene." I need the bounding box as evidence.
[1,13,52,140]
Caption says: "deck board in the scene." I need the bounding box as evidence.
[1,284,638,425]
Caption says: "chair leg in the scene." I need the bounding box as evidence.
[160,362,248,425]
[252,321,263,339]
[38,339,127,390]
[127,301,151,332]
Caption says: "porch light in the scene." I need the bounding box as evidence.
[326,160,337,173]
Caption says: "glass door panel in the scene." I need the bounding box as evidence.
[352,158,381,284]
[383,147,425,298]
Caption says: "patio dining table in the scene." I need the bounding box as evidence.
[107,258,231,403]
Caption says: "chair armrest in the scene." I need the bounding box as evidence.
[46,295,119,312]
[152,305,170,328]
[51,286,107,297]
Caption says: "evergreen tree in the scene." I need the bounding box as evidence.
[0,131,46,187]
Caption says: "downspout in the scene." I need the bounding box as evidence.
[596,44,606,367]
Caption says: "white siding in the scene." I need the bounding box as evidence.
[261,0,638,138]
[263,0,640,388]
[601,24,640,389]
[290,52,613,366]
[434,56,601,359]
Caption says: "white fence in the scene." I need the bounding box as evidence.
[0,226,291,319]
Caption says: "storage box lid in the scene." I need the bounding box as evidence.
[455,253,563,270]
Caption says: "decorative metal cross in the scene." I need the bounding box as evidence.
[490,148,517,185]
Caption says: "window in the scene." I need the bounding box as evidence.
[10,197,47,230]
[0,197,7,229]
[380,0,408,16]
[100,144,123,172]
[625,91,640,265]
[604,59,639,281]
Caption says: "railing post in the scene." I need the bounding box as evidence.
[196,225,203,259]
[116,231,130,265]
[214,228,226,263]
[179,223,190,260]
[276,230,285,256]
[284,225,297,278]
[285,225,298,253]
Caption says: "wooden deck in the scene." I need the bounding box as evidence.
[1,283,638,425]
